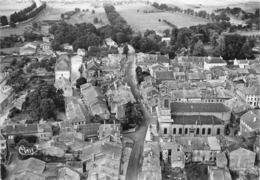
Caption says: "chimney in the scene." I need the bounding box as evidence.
[188,140,191,146]
[92,154,95,161]
[12,124,15,129]
[254,117,257,122]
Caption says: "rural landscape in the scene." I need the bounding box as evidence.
[0,0,260,180]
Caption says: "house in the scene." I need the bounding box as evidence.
[138,141,162,180]
[176,136,221,163]
[233,59,249,68]
[160,141,185,168]
[40,42,51,52]
[55,55,71,81]
[54,76,73,97]
[216,152,228,168]
[99,123,121,142]
[65,97,88,129]
[11,157,46,180]
[0,84,14,112]
[186,72,205,82]
[227,144,256,169]
[208,166,232,180]
[63,43,73,52]
[3,122,52,143]
[204,57,227,70]
[70,55,83,86]
[81,84,110,119]
[159,115,225,137]
[240,110,260,138]
[75,123,100,140]
[105,38,118,48]
[42,36,51,43]
[85,58,101,81]
[19,43,37,56]
[0,133,7,164]
[81,140,123,179]
[236,84,260,108]
[161,37,171,46]
[77,48,86,57]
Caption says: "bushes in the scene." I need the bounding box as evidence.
[14,134,38,145]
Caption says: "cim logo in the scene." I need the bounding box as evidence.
[18,145,38,155]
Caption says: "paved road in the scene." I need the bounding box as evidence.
[124,47,156,180]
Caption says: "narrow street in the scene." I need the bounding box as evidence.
[124,46,156,180]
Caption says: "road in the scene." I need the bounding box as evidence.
[124,46,156,180]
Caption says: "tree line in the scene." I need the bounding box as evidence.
[10,3,46,24]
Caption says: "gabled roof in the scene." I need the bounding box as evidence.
[155,71,174,80]
[56,55,70,71]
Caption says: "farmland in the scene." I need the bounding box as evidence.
[116,3,212,33]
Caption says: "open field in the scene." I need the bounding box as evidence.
[0,0,32,18]
[116,3,212,33]
[65,7,110,27]
[155,0,260,13]
[0,2,108,37]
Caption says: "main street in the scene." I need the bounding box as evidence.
[124,46,156,180]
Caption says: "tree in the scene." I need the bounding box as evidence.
[22,84,65,121]
[192,40,206,56]
[1,164,7,179]
[210,32,220,47]
[92,9,95,14]
[61,13,64,19]
[10,21,16,28]
[76,77,87,89]
[116,32,126,44]
[93,17,98,24]
[176,27,193,48]
[213,36,226,58]
[241,41,252,59]
[0,16,8,26]
[224,34,247,60]
[123,44,129,56]
[163,29,170,37]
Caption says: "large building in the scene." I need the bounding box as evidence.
[236,85,260,108]
[55,55,71,81]
[159,115,225,137]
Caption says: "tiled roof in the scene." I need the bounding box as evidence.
[240,111,260,131]
[207,57,226,64]
[171,102,231,113]
[155,71,174,80]
[4,124,38,135]
[65,97,86,123]
[237,84,260,95]
[172,115,224,125]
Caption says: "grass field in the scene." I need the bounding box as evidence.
[116,3,212,33]
[156,0,260,13]
[0,0,32,18]
[65,7,110,27]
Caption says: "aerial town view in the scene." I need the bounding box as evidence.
[0,0,260,179]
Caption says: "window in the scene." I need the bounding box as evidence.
[196,128,200,135]
[217,128,220,135]
[164,128,167,135]
[164,99,169,108]
[202,128,205,135]
[179,128,182,135]
[173,128,176,134]
[185,128,188,134]
[208,128,211,135]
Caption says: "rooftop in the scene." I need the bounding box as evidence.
[240,110,260,131]
[14,157,46,175]
[171,102,231,113]
[172,115,224,125]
